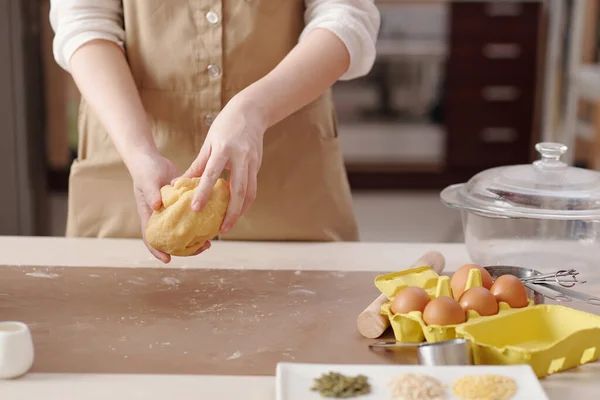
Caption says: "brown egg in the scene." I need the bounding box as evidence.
[422,296,466,326]
[391,287,431,315]
[458,287,499,316]
[490,275,529,308]
[450,264,494,300]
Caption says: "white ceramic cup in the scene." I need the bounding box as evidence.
[0,321,34,379]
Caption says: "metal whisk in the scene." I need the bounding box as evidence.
[520,269,585,288]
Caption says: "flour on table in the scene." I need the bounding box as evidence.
[126,279,146,286]
[288,289,316,296]
[162,277,181,286]
[226,351,242,360]
[25,272,59,279]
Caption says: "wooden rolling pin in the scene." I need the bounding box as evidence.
[356,250,446,339]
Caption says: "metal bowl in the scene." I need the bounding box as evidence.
[484,266,545,304]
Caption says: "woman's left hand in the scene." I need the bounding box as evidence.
[180,96,267,234]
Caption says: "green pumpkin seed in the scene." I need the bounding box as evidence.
[311,372,371,398]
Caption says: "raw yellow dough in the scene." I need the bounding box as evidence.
[145,177,230,256]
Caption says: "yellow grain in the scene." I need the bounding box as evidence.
[452,375,517,400]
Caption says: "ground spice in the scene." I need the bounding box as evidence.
[388,373,447,400]
[311,372,371,398]
[452,374,517,400]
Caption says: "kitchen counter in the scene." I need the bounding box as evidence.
[0,236,598,399]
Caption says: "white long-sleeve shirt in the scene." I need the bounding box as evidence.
[50,0,380,81]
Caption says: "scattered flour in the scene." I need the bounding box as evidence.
[226,351,242,360]
[162,277,181,286]
[126,279,146,286]
[288,289,316,296]
[25,272,59,279]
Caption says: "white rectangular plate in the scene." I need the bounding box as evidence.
[276,363,549,400]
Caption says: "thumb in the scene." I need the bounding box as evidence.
[143,183,163,211]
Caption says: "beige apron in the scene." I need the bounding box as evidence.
[66,0,359,242]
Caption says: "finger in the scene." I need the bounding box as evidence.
[140,183,163,211]
[145,240,171,264]
[141,225,171,263]
[182,144,211,179]
[136,191,171,263]
[240,160,258,217]
[192,241,212,256]
[220,159,247,233]
[191,153,228,212]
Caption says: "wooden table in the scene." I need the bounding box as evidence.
[0,236,598,399]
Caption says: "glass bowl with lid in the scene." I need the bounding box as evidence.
[440,142,600,272]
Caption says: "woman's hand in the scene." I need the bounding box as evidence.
[180,96,267,234]
[129,152,177,263]
[129,152,212,263]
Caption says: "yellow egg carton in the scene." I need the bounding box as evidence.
[375,265,600,377]
[375,266,533,343]
[456,304,600,378]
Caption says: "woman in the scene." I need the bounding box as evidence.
[50,0,380,263]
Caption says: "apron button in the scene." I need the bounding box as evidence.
[204,113,217,127]
[207,64,221,78]
[206,11,220,24]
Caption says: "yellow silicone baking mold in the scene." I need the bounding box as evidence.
[456,304,600,378]
[375,266,533,343]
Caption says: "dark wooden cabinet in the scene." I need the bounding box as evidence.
[444,1,543,169]
[347,1,547,190]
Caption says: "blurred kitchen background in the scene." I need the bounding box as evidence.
[1,0,599,242]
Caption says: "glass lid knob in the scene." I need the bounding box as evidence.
[534,142,568,170]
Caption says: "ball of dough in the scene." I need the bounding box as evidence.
[145,177,230,256]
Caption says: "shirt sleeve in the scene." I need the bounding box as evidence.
[301,0,381,81]
[49,0,125,72]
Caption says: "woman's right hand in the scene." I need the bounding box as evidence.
[128,152,179,263]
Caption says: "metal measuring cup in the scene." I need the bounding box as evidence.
[417,338,473,366]
[369,338,473,366]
